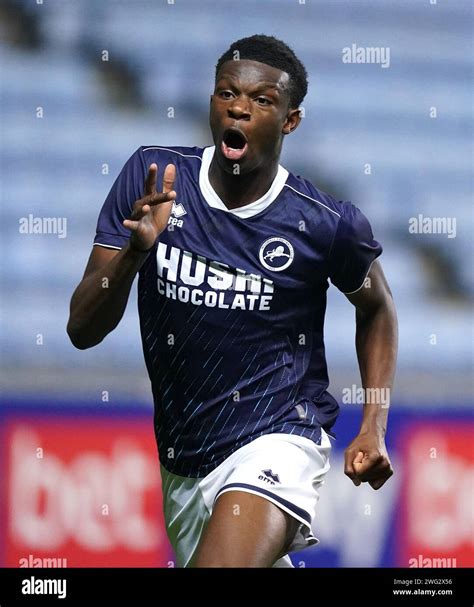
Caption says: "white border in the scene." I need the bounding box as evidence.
[199,146,289,219]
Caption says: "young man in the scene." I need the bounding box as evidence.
[68,35,397,568]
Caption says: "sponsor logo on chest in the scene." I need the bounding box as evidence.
[156,242,275,311]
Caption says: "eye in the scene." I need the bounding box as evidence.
[219,90,234,99]
[255,97,271,106]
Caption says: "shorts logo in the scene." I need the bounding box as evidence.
[259,237,294,272]
[258,469,281,485]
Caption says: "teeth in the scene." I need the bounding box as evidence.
[221,140,247,160]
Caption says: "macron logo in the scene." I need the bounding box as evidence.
[259,469,281,485]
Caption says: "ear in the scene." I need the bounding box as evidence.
[282,108,302,135]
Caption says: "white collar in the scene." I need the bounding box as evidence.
[199,146,289,219]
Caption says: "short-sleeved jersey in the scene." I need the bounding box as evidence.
[94,145,382,477]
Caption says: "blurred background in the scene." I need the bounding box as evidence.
[0,0,472,568]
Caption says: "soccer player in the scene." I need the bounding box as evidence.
[67,35,398,568]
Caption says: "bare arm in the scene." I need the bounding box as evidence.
[343,259,398,489]
[67,245,149,349]
[67,163,176,349]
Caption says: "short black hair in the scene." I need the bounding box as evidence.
[215,34,308,109]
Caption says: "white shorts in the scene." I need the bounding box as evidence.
[160,430,332,568]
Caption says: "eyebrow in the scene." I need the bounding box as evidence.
[216,79,282,95]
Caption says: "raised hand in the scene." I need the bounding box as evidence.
[123,163,176,252]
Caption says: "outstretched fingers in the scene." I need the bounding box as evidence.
[162,163,176,195]
[145,163,158,196]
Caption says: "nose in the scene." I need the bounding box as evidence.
[227,96,251,120]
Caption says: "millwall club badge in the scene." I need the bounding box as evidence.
[259,237,294,272]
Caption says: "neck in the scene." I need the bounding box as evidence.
[208,156,280,210]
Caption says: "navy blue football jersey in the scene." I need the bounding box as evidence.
[94,145,382,477]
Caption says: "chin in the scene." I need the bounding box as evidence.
[217,151,253,175]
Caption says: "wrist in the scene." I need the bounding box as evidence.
[360,415,387,437]
[128,237,154,255]
[360,402,388,434]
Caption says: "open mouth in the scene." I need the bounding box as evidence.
[221,128,248,161]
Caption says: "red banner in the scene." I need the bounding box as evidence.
[399,423,474,567]
[2,415,173,567]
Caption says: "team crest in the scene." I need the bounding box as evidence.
[259,237,294,272]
